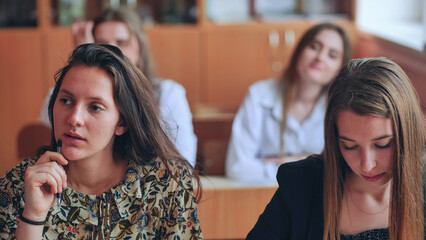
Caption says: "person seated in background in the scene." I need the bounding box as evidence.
[1,44,202,239]
[226,23,352,181]
[40,7,197,166]
[247,57,425,239]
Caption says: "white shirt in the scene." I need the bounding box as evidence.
[225,79,325,181]
[157,79,197,166]
[40,79,197,166]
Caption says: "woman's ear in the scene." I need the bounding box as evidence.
[115,120,128,136]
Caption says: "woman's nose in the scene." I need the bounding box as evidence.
[360,149,376,173]
[316,49,327,62]
[67,105,84,127]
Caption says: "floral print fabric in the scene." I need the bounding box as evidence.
[0,158,202,239]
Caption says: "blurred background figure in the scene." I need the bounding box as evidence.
[226,23,352,181]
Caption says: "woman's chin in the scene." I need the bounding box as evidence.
[62,150,85,161]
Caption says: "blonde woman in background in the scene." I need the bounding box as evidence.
[226,23,352,181]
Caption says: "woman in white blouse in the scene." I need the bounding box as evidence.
[40,7,197,166]
[226,23,352,181]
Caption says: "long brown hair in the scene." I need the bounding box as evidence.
[323,57,425,239]
[279,23,352,150]
[47,44,201,201]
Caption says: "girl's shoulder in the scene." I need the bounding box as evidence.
[276,155,324,187]
[246,79,282,107]
[248,78,280,95]
[158,79,186,95]
[0,158,37,185]
[136,158,194,192]
[0,158,37,213]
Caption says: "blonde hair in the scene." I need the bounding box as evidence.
[322,57,425,240]
[93,7,159,92]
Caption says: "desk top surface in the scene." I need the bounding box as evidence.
[199,175,278,190]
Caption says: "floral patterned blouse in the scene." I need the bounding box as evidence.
[0,157,202,239]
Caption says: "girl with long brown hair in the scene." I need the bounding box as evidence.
[247,57,425,239]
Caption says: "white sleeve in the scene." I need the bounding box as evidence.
[159,82,197,167]
[225,88,278,181]
[40,88,53,128]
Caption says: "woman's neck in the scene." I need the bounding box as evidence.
[293,79,324,103]
[346,172,392,197]
[66,156,128,196]
[340,173,391,235]
[289,80,324,123]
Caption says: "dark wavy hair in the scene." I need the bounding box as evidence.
[45,43,200,200]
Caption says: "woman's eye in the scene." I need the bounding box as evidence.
[89,105,103,112]
[59,98,72,105]
[340,140,357,150]
[310,43,320,50]
[376,142,391,149]
[329,51,338,59]
[342,144,357,150]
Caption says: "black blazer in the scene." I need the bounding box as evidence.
[247,156,325,239]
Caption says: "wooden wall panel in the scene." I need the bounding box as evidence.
[146,26,201,107]
[45,27,74,89]
[0,30,44,175]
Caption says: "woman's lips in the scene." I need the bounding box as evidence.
[362,173,385,182]
[310,62,322,71]
[63,132,85,143]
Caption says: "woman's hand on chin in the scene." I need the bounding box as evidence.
[23,151,68,220]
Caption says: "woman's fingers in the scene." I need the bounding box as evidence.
[71,21,94,46]
[35,151,68,190]
[84,21,94,40]
[22,151,69,218]
[23,164,64,218]
[36,151,68,166]
[26,162,66,193]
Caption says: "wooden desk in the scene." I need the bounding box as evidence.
[197,176,278,239]
[193,105,235,175]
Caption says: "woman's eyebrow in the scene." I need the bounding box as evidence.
[338,136,354,142]
[338,135,394,142]
[372,135,394,141]
[58,89,74,96]
[59,89,108,103]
